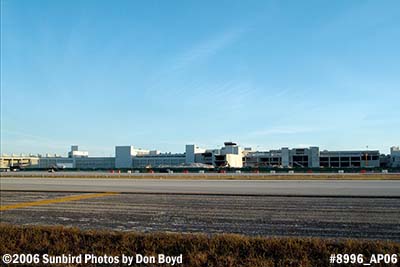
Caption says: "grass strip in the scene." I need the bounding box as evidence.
[0,224,399,266]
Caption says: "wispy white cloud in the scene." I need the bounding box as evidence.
[144,27,247,96]
[248,127,316,137]
[1,130,70,155]
[170,27,246,73]
[274,89,289,97]
[1,129,113,156]
[1,130,71,149]
[295,144,314,148]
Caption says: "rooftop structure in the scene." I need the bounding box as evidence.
[68,145,88,158]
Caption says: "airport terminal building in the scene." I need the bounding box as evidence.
[1,143,399,170]
[391,146,400,167]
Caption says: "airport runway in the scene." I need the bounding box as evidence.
[1,191,399,241]
[2,178,400,240]
[1,178,400,196]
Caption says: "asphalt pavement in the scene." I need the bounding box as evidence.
[1,178,400,197]
[1,191,399,241]
[2,178,399,240]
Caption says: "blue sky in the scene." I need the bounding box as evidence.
[1,0,399,156]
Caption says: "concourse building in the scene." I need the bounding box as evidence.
[391,146,400,167]
[243,147,320,168]
[1,143,399,170]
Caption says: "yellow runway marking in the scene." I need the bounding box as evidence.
[0,192,119,211]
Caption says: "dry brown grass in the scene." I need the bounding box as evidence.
[0,224,399,266]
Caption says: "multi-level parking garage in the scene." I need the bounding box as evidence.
[1,144,400,170]
[320,150,380,168]
[243,147,320,168]
[243,147,381,168]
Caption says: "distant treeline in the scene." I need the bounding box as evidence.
[1,224,399,267]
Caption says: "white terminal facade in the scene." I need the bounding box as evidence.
[391,146,400,167]
[1,143,400,170]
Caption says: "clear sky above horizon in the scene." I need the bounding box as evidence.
[1,0,399,156]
